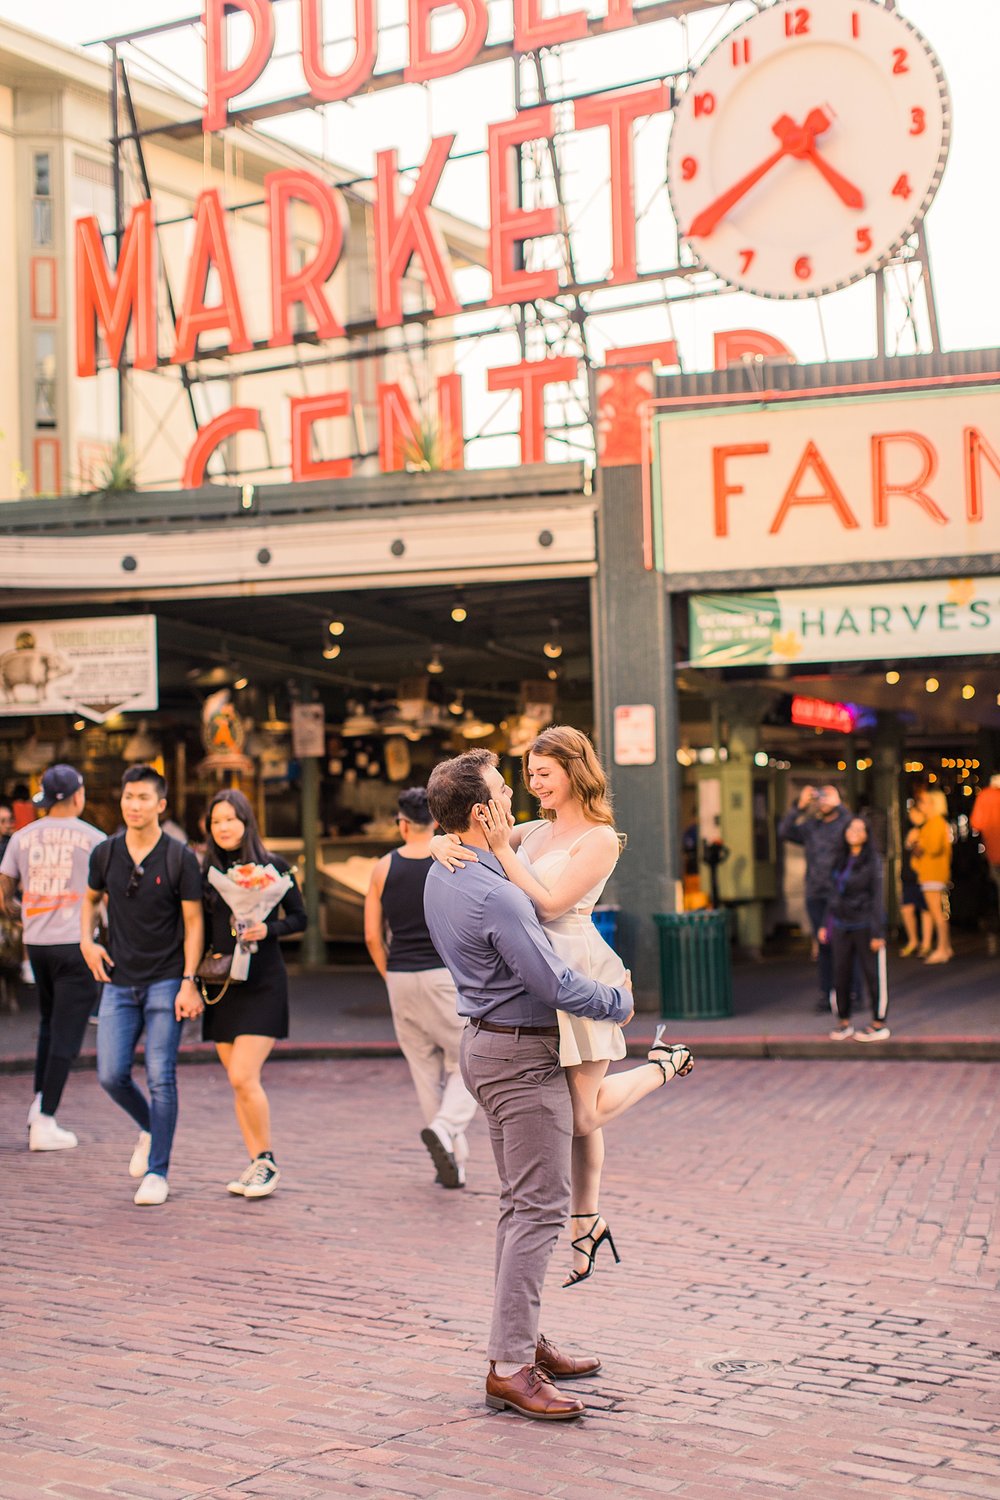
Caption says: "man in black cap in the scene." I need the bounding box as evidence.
[0,765,105,1149]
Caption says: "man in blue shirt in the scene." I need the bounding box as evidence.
[425,749,633,1422]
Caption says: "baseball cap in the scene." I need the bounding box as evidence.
[33,764,84,807]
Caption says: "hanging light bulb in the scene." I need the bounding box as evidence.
[233,677,249,691]
[543,617,563,659]
[427,646,444,674]
[546,668,559,681]
[450,593,467,623]
[448,691,464,716]
[328,620,345,636]
[322,643,341,660]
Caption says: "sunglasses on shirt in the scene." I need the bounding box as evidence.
[125,862,145,898]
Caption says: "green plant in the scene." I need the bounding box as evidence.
[96,439,136,494]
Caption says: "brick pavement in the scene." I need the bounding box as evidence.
[1,1057,998,1499]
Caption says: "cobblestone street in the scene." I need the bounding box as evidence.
[2,1056,998,1499]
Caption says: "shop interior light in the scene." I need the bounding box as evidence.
[543,618,563,659]
[961,683,976,699]
[885,670,900,685]
[753,751,768,766]
[322,643,341,660]
[964,784,974,796]
[233,677,249,691]
[328,620,345,636]
[546,667,559,681]
[837,760,847,771]
[924,677,939,693]
[450,594,467,623]
[448,691,464,716]
[459,709,495,739]
[427,647,444,674]
[73,720,86,731]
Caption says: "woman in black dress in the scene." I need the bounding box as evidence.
[202,790,306,1198]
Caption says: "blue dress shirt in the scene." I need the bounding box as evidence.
[424,848,630,1028]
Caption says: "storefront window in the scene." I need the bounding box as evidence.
[34,331,57,428]
[32,151,52,247]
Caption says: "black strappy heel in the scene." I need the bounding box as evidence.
[562,1212,621,1288]
[648,1023,695,1083]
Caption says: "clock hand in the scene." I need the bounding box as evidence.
[773,108,864,209]
[687,124,795,238]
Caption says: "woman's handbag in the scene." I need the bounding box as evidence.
[196,951,241,1005]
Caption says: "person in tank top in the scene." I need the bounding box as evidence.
[432,726,694,1286]
[365,786,477,1189]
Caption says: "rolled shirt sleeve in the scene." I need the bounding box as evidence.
[483,884,629,1024]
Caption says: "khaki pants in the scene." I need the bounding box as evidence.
[460,1025,573,1366]
[385,967,477,1161]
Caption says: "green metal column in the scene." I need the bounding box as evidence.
[299,754,325,969]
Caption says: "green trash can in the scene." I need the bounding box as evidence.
[654,911,733,1020]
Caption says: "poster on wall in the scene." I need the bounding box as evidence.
[291,703,326,758]
[688,580,1000,668]
[613,704,656,766]
[0,616,158,722]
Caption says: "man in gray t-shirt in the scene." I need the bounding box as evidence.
[0,765,105,1151]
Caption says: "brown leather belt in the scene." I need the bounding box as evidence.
[471,1020,560,1037]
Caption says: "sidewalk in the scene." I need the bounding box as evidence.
[2,1056,998,1498]
[2,937,997,1069]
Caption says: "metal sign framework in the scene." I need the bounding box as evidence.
[92,0,943,486]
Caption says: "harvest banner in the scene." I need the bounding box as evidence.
[688,579,1000,667]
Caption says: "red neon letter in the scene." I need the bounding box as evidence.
[301,0,376,101]
[602,0,634,30]
[204,0,275,134]
[405,0,489,84]
[574,85,670,284]
[377,375,464,472]
[963,426,1000,523]
[513,0,587,52]
[713,329,796,368]
[182,407,262,489]
[488,108,559,306]
[267,171,346,348]
[374,136,461,329]
[290,393,353,482]
[173,190,252,362]
[870,431,947,527]
[487,356,577,464]
[712,443,769,536]
[75,200,157,376]
[769,440,860,533]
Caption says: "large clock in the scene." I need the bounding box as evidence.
[666,0,951,299]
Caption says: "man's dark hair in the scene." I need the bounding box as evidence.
[121,764,168,799]
[427,750,498,834]
[397,787,433,826]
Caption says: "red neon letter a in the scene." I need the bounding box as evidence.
[173,189,252,363]
[75,199,157,376]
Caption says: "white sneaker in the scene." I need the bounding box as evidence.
[128,1131,152,1178]
[242,1157,281,1199]
[227,1162,256,1196]
[29,1114,79,1151]
[26,1093,42,1130]
[133,1173,169,1206]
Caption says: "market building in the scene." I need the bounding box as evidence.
[1,1,998,1001]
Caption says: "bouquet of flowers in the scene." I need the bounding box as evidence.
[207,862,294,979]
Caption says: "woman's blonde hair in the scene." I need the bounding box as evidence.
[522,725,615,827]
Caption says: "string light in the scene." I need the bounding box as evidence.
[961,683,975,700]
[427,647,444,674]
[885,670,900,685]
[924,677,939,693]
[322,643,341,660]
[328,620,345,636]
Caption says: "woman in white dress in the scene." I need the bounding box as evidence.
[434,726,693,1286]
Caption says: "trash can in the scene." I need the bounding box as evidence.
[591,905,619,948]
[654,910,733,1020]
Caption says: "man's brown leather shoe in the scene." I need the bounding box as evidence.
[535,1333,601,1380]
[485,1363,585,1420]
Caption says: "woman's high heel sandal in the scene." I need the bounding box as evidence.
[649,1023,695,1084]
[563,1212,621,1288]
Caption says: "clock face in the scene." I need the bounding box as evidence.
[666,0,951,299]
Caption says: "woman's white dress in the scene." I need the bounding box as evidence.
[516,825,628,1067]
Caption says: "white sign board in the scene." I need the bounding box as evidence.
[653,386,1000,578]
[291,702,326,758]
[0,616,157,723]
[689,579,1000,667]
[613,704,656,766]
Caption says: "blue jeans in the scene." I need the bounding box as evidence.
[97,980,183,1179]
